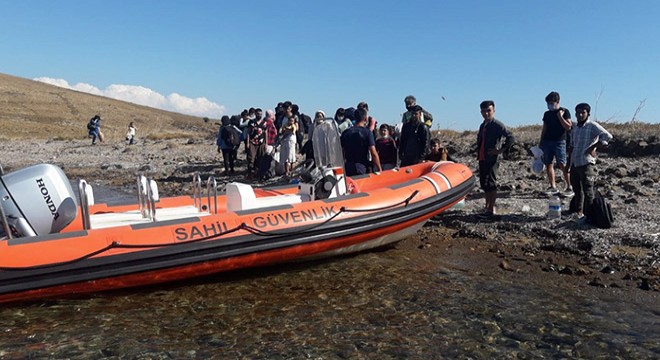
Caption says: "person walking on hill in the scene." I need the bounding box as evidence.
[87,115,104,145]
[126,122,137,145]
[476,100,515,219]
[539,91,573,197]
[568,103,613,220]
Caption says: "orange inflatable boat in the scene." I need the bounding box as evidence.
[0,121,474,304]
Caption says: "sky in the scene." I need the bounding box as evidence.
[1,0,659,130]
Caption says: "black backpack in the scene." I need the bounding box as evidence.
[87,120,95,130]
[222,126,239,147]
[588,191,614,229]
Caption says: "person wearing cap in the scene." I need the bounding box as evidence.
[401,95,434,127]
[399,105,431,167]
[568,102,612,220]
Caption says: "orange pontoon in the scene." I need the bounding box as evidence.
[0,121,474,304]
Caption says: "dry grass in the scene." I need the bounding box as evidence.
[0,73,216,141]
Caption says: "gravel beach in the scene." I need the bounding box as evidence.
[1,127,658,296]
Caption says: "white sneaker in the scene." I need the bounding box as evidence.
[545,187,559,197]
[563,188,575,197]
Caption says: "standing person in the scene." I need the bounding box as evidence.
[334,107,352,134]
[476,100,515,219]
[357,102,377,138]
[217,115,241,175]
[87,115,103,145]
[263,109,278,146]
[539,91,573,196]
[425,138,448,162]
[126,122,137,145]
[568,103,613,220]
[375,124,398,170]
[301,111,326,162]
[246,117,266,179]
[245,109,264,178]
[291,104,309,149]
[239,109,251,150]
[401,95,433,127]
[399,105,431,166]
[340,108,382,176]
[279,111,298,177]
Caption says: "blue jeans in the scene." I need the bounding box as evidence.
[540,140,567,166]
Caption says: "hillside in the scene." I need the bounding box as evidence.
[0,73,215,141]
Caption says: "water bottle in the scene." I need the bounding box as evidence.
[547,196,561,219]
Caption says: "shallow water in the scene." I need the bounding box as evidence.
[0,189,658,358]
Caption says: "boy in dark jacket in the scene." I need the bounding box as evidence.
[399,105,431,167]
[476,100,515,219]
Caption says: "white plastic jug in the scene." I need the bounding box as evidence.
[547,196,561,219]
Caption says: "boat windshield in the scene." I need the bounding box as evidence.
[312,118,344,169]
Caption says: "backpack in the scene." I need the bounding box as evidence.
[588,191,614,229]
[87,121,95,130]
[222,126,239,147]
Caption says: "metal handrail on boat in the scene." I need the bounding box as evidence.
[137,174,148,218]
[193,172,202,211]
[206,176,217,214]
[77,180,92,230]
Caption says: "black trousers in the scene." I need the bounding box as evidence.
[570,164,596,216]
[221,148,237,171]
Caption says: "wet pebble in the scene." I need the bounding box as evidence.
[600,265,616,274]
[588,278,607,288]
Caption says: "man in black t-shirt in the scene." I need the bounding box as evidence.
[539,91,573,197]
[341,108,382,176]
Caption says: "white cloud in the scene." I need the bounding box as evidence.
[34,77,225,118]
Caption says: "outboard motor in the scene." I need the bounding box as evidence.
[0,164,78,238]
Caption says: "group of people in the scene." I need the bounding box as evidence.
[215,91,613,224]
[215,96,446,180]
[86,115,137,145]
[476,91,613,222]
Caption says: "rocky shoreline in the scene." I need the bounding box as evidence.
[1,133,658,293]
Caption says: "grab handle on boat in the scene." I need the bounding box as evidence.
[206,176,217,214]
[193,172,202,211]
[77,179,92,230]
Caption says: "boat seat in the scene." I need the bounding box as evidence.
[226,182,302,212]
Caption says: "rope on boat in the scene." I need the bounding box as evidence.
[0,191,420,271]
